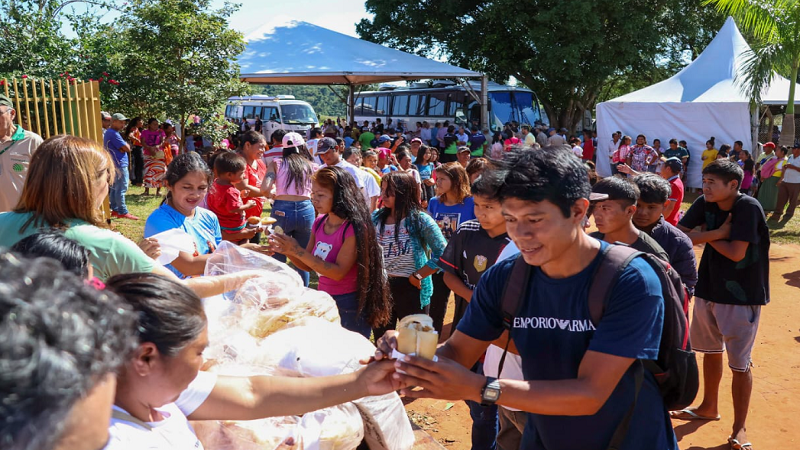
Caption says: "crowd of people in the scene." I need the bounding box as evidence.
[0,90,784,450]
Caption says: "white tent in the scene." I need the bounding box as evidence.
[596,17,800,186]
[238,20,487,126]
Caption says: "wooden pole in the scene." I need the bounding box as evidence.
[58,79,68,135]
[89,81,103,144]
[78,82,91,142]
[49,80,59,135]
[30,78,42,136]
[19,78,30,130]
[2,79,9,98]
[70,80,82,137]
[40,79,51,139]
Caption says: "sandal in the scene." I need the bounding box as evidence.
[670,408,721,421]
[728,437,753,449]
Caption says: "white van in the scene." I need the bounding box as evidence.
[224,95,319,142]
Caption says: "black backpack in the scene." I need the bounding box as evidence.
[498,244,699,450]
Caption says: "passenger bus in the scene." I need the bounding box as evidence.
[353,81,547,132]
[224,95,319,142]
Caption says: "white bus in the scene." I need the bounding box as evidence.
[353,81,547,132]
[224,95,319,142]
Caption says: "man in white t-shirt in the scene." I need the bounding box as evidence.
[316,137,379,210]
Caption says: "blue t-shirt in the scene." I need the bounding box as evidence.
[416,162,434,181]
[379,165,398,174]
[427,196,476,240]
[457,241,677,450]
[144,204,222,279]
[104,128,128,168]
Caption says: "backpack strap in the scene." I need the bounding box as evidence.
[588,244,641,325]
[496,255,532,375]
[607,361,644,450]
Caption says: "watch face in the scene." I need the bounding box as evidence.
[485,389,500,401]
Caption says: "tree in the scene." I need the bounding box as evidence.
[116,0,249,149]
[706,0,800,146]
[357,0,723,134]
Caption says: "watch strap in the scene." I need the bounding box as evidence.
[480,377,501,406]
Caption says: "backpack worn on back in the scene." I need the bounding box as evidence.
[498,244,699,450]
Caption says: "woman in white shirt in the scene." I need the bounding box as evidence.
[103,273,399,450]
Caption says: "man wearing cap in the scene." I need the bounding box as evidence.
[457,146,472,168]
[0,94,43,212]
[535,125,548,148]
[105,113,138,220]
[316,137,377,210]
[101,111,112,131]
[546,127,566,147]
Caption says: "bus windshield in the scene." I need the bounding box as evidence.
[281,104,318,125]
[489,91,542,131]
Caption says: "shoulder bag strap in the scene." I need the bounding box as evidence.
[496,256,532,375]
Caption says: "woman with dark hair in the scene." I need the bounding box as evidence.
[758,145,787,211]
[490,131,504,159]
[163,122,180,158]
[270,166,389,337]
[103,273,398,449]
[235,130,268,244]
[372,171,447,338]
[11,230,92,279]
[415,144,436,206]
[259,132,317,286]
[739,150,756,195]
[142,118,167,196]
[426,161,476,333]
[123,117,144,186]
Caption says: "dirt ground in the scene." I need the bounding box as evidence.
[405,243,800,449]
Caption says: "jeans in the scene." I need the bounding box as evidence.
[466,362,499,450]
[130,146,144,185]
[331,292,371,338]
[271,199,315,286]
[109,166,130,214]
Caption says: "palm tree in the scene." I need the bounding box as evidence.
[705,0,800,146]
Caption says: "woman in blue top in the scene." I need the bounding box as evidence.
[426,162,476,333]
[372,171,447,339]
[414,144,436,207]
[144,153,266,278]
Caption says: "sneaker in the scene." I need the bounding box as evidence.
[110,211,122,218]
[118,213,140,220]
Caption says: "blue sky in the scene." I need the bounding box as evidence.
[63,0,371,37]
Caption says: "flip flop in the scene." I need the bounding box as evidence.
[669,408,721,421]
[728,437,753,449]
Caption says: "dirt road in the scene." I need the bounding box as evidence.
[405,244,800,449]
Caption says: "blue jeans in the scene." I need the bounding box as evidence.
[466,362,499,450]
[109,166,130,214]
[331,291,371,338]
[271,199,314,287]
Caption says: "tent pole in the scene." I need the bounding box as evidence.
[481,75,488,131]
[348,84,355,125]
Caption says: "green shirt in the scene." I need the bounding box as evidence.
[359,131,375,149]
[0,211,155,281]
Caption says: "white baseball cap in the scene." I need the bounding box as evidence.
[282,132,305,148]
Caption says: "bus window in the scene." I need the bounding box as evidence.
[243,106,256,119]
[428,92,447,116]
[392,95,409,116]
[447,92,467,123]
[408,94,425,116]
[514,92,541,126]
[225,105,233,118]
[489,92,514,128]
[376,95,389,115]
[362,97,377,116]
[264,106,280,122]
[354,97,364,115]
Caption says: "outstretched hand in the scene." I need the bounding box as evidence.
[392,355,485,402]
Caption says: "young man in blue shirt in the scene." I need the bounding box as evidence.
[104,113,138,220]
[375,147,678,450]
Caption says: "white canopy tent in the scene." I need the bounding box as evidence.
[596,17,800,186]
[238,20,488,127]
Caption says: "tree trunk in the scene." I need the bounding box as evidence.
[779,60,799,147]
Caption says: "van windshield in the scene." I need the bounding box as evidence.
[281,104,318,125]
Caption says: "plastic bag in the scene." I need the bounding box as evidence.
[204,241,303,299]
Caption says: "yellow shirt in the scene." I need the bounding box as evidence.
[701,148,718,169]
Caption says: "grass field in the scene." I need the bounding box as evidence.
[114,185,800,248]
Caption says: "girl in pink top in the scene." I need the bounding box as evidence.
[270,166,390,338]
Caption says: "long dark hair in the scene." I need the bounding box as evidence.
[237,130,265,152]
[313,167,390,327]
[376,171,424,243]
[280,143,314,193]
[123,117,142,142]
[415,145,432,168]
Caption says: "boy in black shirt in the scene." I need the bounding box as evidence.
[440,174,512,450]
[589,177,670,262]
[675,160,769,450]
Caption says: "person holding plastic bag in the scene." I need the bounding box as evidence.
[144,153,269,278]
[103,273,399,450]
[270,166,391,338]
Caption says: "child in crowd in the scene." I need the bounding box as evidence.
[439,173,513,450]
[702,137,718,170]
[589,177,670,261]
[415,144,436,206]
[739,150,755,195]
[271,166,390,338]
[427,162,476,333]
[466,157,487,183]
[676,160,770,449]
[142,118,168,196]
[631,173,697,296]
[659,157,685,225]
[207,152,256,244]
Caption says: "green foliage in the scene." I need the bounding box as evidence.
[358,0,724,131]
[186,113,233,147]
